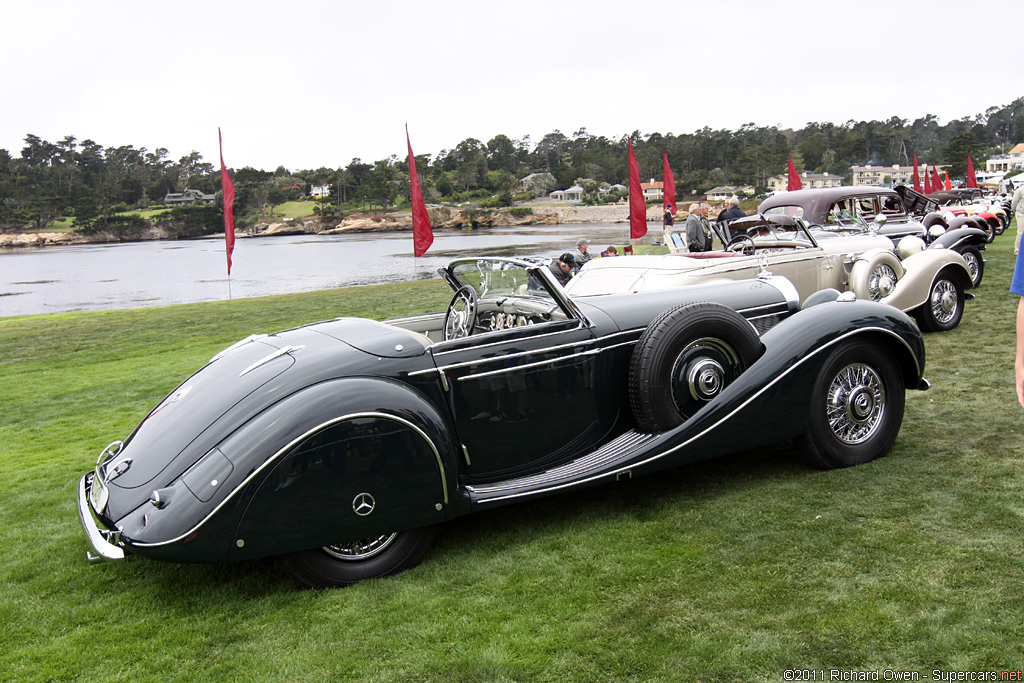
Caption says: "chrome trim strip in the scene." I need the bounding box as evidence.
[78,474,125,563]
[432,323,587,357]
[238,345,304,377]
[210,334,268,364]
[132,412,448,548]
[457,347,604,381]
[472,326,921,504]
[433,336,598,371]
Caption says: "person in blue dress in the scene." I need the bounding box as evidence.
[1013,242,1024,408]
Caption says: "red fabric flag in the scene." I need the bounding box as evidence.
[787,155,802,191]
[406,125,433,257]
[913,152,921,192]
[945,171,951,190]
[218,128,235,277]
[931,163,942,194]
[966,155,977,188]
[662,150,676,215]
[924,164,932,193]
[628,140,647,240]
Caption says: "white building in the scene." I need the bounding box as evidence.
[985,143,1024,173]
[550,185,584,202]
[766,171,843,193]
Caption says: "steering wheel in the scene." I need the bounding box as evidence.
[726,234,756,256]
[443,285,478,341]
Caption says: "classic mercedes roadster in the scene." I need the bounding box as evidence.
[79,257,928,588]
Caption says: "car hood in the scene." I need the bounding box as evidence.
[106,318,430,493]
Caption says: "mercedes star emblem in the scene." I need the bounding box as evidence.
[352,492,376,516]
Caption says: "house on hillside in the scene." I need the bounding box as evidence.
[550,185,584,202]
[640,179,663,201]
[706,186,738,202]
[310,184,332,198]
[164,188,216,206]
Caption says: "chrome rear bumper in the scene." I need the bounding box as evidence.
[77,473,126,563]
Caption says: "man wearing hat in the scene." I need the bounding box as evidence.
[548,252,576,286]
[572,238,592,268]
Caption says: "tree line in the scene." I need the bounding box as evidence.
[2,98,1022,235]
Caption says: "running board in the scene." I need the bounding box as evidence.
[465,429,661,504]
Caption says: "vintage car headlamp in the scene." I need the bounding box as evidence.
[897,236,926,259]
[928,224,946,241]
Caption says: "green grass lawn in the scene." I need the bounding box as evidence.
[271,201,317,220]
[1,230,1022,681]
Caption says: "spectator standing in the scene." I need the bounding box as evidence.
[663,207,674,229]
[685,203,711,252]
[1011,183,1024,256]
[717,196,747,241]
[1012,245,1024,408]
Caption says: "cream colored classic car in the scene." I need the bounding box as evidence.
[566,214,974,332]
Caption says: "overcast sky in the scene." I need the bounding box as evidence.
[2,0,1019,172]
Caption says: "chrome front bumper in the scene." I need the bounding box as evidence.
[77,473,126,563]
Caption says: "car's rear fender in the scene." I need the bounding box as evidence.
[930,227,987,252]
[880,248,970,312]
[113,377,459,563]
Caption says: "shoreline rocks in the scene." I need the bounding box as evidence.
[0,204,672,249]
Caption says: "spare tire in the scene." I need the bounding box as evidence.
[628,302,763,433]
[850,250,904,302]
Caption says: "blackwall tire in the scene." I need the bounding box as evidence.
[628,302,762,433]
[275,525,437,589]
[958,246,984,288]
[796,340,905,470]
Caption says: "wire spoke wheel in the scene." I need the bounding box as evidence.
[867,264,898,300]
[321,533,399,561]
[825,362,886,444]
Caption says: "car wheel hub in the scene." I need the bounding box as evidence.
[931,281,957,322]
[687,358,725,401]
[671,337,740,418]
[322,533,399,561]
[826,363,885,444]
[868,265,898,300]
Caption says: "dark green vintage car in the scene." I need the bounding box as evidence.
[79,257,928,588]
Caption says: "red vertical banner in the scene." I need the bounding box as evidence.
[628,139,647,240]
[662,150,676,215]
[218,128,235,277]
[924,164,932,193]
[787,155,802,191]
[406,125,433,257]
[945,171,951,190]
[931,163,942,193]
[966,155,978,188]
[913,152,921,192]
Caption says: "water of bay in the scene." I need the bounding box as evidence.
[0,223,645,318]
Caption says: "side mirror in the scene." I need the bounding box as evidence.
[873,213,888,226]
